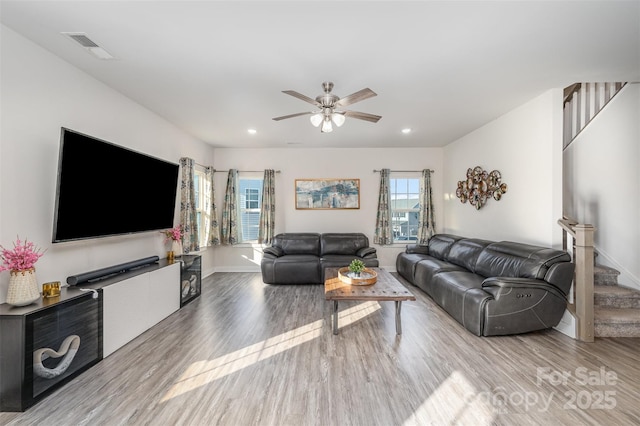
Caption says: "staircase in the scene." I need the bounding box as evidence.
[593,265,640,337]
[563,82,626,149]
[561,83,635,339]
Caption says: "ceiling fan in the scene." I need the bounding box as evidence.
[272,82,381,133]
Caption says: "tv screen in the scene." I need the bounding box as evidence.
[52,128,179,243]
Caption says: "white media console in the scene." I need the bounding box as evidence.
[102,261,180,356]
[0,257,198,411]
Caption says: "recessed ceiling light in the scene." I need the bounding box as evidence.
[401,128,412,134]
[248,129,257,135]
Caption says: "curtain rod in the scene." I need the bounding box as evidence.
[213,169,281,173]
[373,169,434,173]
[191,162,280,173]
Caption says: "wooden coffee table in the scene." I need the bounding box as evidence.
[324,267,416,335]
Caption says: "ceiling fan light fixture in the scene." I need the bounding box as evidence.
[310,113,323,127]
[273,82,381,132]
[321,118,333,133]
[331,113,345,127]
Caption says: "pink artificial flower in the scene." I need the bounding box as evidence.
[163,225,184,243]
[0,237,45,272]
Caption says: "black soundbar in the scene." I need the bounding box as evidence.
[67,256,160,286]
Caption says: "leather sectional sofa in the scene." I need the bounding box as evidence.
[261,233,379,284]
[396,234,574,336]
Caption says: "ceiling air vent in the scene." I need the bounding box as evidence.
[61,32,114,60]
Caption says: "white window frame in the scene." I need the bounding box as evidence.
[238,177,263,243]
[193,167,207,247]
[390,177,420,243]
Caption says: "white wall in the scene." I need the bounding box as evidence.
[0,25,215,302]
[563,83,640,290]
[211,147,443,271]
[1,22,582,299]
[442,89,564,248]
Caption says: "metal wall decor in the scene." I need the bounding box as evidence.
[456,166,507,210]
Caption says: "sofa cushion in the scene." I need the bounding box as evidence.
[271,255,321,284]
[321,233,370,256]
[475,241,572,280]
[428,234,464,260]
[272,233,321,255]
[428,271,487,330]
[413,258,466,295]
[396,252,429,282]
[446,238,492,272]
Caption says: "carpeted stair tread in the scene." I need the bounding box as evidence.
[594,285,640,309]
[595,307,640,337]
[594,265,621,286]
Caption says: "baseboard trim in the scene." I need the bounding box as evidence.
[210,266,261,274]
[554,309,577,339]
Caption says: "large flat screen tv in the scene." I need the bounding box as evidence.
[52,128,179,243]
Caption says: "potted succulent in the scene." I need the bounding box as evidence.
[348,259,366,277]
[0,236,45,306]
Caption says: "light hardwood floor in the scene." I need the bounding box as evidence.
[2,272,639,425]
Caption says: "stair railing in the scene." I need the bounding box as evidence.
[557,216,596,342]
[563,82,626,150]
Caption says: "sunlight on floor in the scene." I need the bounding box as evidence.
[161,301,381,402]
[402,370,495,425]
[336,300,382,328]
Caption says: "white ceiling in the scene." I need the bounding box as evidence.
[1,1,638,149]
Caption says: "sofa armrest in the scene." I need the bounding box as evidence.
[482,277,567,301]
[405,244,429,255]
[356,247,377,258]
[263,246,284,257]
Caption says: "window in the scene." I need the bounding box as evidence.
[239,178,263,242]
[245,188,260,209]
[193,168,206,246]
[390,178,420,242]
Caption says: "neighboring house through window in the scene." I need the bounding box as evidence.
[390,178,420,242]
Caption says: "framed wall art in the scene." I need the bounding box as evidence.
[295,178,360,209]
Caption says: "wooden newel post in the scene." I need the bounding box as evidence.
[574,224,596,342]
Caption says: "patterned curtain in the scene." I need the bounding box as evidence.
[258,169,276,244]
[221,169,239,245]
[417,169,436,244]
[179,157,199,253]
[205,167,221,246]
[373,168,393,245]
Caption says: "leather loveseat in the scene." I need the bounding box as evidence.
[261,233,379,284]
[396,234,574,336]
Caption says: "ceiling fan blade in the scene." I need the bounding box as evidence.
[344,110,382,123]
[282,90,321,106]
[335,88,377,107]
[272,111,314,121]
